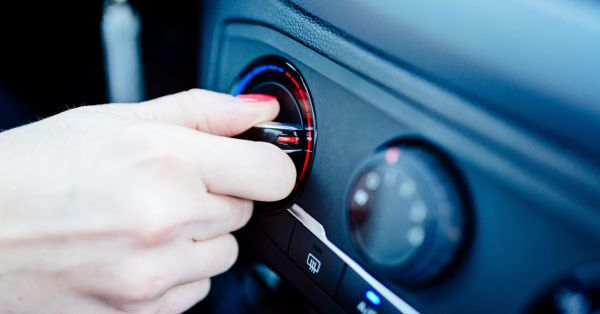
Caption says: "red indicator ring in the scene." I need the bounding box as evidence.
[232,56,317,213]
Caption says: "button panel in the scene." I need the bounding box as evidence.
[258,205,419,314]
[288,223,346,296]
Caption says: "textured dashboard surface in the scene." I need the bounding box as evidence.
[288,0,600,157]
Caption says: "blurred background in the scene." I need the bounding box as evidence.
[0,0,200,130]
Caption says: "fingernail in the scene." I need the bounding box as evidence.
[236,94,277,103]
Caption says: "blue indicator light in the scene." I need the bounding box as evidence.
[365,290,381,306]
[232,64,285,96]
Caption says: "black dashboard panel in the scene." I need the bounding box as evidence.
[197,1,600,313]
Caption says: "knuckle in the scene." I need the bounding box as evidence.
[137,225,175,246]
[135,147,185,175]
[136,219,175,246]
[124,198,174,245]
[111,273,167,304]
[120,164,192,245]
[117,282,161,304]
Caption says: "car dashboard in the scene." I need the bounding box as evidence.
[190,0,600,313]
[1,1,598,313]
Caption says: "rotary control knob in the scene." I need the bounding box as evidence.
[347,144,468,284]
[232,56,316,213]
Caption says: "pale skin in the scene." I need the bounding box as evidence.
[0,89,296,313]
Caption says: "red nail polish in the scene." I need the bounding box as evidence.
[236,94,277,103]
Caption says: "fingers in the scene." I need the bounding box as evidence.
[152,194,253,243]
[134,234,236,294]
[74,234,236,309]
[139,126,296,202]
[190,132,297,201]
[87,89,280,137]
[136,124,296,202]
[79,89,296,202]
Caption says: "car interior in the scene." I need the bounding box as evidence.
[1,1,599,313]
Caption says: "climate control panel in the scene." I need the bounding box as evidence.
[201,7,600,312]
[232,56,471,313]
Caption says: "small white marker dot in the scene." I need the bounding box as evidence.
[365,171,381,191]
[353,189,369,206]
[409,200,428,223]
[399,178,417,198]
[407,226,425,247]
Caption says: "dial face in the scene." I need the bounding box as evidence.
[232,56,317,212]
[350,161,433,267]
[348,144,466,284]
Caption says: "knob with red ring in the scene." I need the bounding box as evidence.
[232,56,316,213]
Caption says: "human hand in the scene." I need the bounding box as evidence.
[0,90,296,313]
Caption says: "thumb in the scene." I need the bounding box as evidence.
[89,89,280,137]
